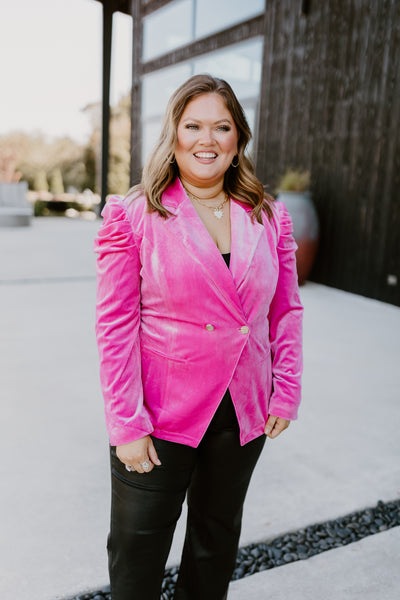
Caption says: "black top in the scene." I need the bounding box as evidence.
[221,252,230,268]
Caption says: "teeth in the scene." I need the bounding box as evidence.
[194,152,217,159]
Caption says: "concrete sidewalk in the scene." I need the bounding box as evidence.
[229,528,400,599]
[0,217,399,600]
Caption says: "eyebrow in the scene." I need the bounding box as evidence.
[182,117,233,124]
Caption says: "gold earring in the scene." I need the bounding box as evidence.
[170,155,176,164]
[231,155,239,168]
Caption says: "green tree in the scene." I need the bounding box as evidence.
[82,131,99,192]
[0,91,131,196]
[108,94,131,194]
[83,94,131,195]
[49,167,64,194]
[82,102,101,193]
[33,169,49,192]
[0,132,91,192]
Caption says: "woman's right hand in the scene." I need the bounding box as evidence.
[116,435,161,473]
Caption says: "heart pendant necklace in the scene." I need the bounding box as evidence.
[185,189,229,219]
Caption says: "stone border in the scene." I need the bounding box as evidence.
[67,498,400,600]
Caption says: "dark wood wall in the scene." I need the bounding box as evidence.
[257,0,400,305]
[119,0,399,304]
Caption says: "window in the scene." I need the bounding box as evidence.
[142,63,192,160]
[193,38,262,101]
[142,0,193,61]
[195,0,265,39]
[142,0,264,60]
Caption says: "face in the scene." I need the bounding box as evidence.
[174,93,238,188]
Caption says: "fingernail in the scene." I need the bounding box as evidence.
[265,427,271,435]
[155,459,162,465]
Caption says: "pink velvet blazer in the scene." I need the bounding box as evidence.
[94,178,303,447]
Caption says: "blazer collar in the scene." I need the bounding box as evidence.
[162,178,264,319]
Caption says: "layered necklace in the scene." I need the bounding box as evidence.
[184,187,229,220]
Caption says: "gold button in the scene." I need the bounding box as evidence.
[240,325,249,334]
[206,324,215,331]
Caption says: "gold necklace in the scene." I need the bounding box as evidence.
[185,188,229,220]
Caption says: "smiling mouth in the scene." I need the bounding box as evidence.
[193,152,218,159]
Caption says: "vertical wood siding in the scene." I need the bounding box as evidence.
[257,0,400,305]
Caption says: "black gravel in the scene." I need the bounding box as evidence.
[69,498,400,600]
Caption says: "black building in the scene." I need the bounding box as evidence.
[96,0,400,306]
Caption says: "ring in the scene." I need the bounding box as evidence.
[141,461,150,471]
[125,464,133,472]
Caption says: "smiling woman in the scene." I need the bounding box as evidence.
[94,73,303,600]
[137,74,273,224]
[175,94,238,186]
[173,94,238,251]
[141,38,264,163]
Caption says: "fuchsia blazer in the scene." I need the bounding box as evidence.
[94,178,303,448]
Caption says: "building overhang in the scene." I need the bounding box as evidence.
[94,0,131,16]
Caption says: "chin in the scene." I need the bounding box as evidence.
[188,169,225,183]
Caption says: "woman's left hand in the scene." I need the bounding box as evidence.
[264,415,290,439]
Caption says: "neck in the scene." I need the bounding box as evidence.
[180,176,224,201]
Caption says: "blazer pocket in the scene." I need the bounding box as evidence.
[141,344,187,364]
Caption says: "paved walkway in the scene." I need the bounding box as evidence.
[0,217,399,600]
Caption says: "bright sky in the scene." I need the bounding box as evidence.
[0,0,132,143]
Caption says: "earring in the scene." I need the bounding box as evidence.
[170,155,176,164]
[231,155,239,168]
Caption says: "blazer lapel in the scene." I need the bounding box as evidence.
[162,179,264,319]
[230,198,265,292]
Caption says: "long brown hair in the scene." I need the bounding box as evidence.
[128,74,274,222]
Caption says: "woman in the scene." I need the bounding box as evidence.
[94,74,303,600]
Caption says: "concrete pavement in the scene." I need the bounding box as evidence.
[0,216,399,600]
[229,528,400,599]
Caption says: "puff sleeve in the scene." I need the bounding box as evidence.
[267,201,303,420]
[94,196,154,445]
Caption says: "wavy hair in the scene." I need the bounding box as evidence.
[128,74,274,222]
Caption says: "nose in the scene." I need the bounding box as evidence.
[199,127,214,145]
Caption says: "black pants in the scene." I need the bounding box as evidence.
[108,391,266,600]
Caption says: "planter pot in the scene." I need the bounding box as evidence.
[0,181,32,227]
[277,190,319,285]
